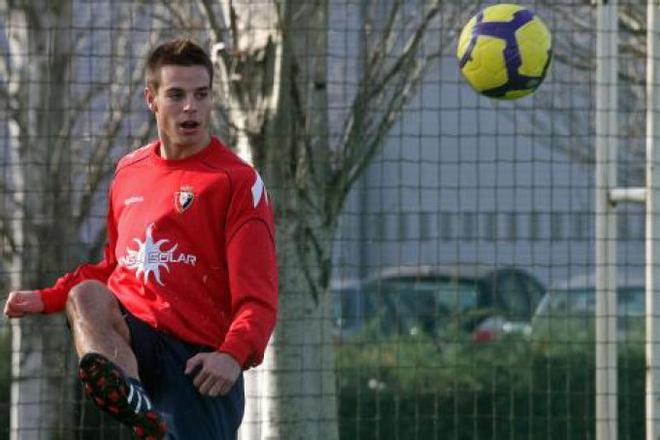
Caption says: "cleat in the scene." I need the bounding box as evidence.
[146,412,158,421]
[79,353,166,439]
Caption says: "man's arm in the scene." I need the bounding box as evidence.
[37,247,117,314]
[4,290,44,318]
[185,167,278,397]
[219,219,278,368]
[186,218,278,397]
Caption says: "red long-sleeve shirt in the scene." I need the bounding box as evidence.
[38,137,278,368]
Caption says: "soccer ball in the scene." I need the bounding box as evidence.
[456,4,552,100]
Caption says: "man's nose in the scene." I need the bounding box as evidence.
[183,96,197,112]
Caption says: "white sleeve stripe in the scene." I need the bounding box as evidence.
[251,172,265,208]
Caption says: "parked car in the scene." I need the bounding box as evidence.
[332,264,545,343]
[531,273,645,341]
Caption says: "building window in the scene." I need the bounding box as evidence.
[506,212,517,242]
[550,212,563,240]
[419,212,431,240]
[463,212,476,241]
[483,212,498,241]
[618,212,630,241]
[635,213,644,240]
[398,213,409,240]
[529,211,541,241]
[376,213,388,241]
[572,212,588,241]
[440,212,452,241]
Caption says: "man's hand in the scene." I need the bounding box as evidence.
[4,290,44,318]
[184,351,241,397]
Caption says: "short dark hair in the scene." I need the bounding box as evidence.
[145,38,214,91]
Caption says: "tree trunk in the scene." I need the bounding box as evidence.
[256,1,338,438]
[262,227,338,439]
[211,0,338,437]
[6,2,77,438]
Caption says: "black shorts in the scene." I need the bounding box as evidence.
[120,304,244,439]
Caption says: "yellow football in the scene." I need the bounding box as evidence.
[457,4,552,100]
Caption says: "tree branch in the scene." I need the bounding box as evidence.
[337,3,439,181]
[0,84,8,110]
[365,0,403,72]
[367,4,439,102]
[199,0,227,43]
[340,57,428,217]
[73,26,162,230]
[159,0,190,29]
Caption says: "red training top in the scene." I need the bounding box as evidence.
[38,137,278,368]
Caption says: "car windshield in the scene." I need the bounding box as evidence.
[337,278,480,336]
[538,286,644,317]
[365,279,477,316]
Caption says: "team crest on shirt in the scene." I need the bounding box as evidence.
[174,186,195,213]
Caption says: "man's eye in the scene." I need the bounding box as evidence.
[196,91,209,99]
[168,92,184,100]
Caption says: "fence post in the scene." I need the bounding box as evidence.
[595,1,619,439]
[646,2,660,439]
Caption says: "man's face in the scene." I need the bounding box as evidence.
[145,65,212,152]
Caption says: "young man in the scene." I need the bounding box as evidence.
[3,38,278,439]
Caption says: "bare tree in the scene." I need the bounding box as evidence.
[1,1,158,437]
[529,2,647,186]
[150,1,475,438]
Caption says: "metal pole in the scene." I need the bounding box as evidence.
[609,188,647,204]
[647,2,660,439]
[595,1,618,439]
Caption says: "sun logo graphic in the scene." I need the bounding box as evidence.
[119,223,197,286]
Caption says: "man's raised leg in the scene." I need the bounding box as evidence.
[66,280,137,375]
[66,280,166,439]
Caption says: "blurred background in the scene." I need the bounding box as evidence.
[0,0,651,439]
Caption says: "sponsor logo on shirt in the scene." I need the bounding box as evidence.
[119,223,197,286]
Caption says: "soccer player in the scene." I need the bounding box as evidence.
[3,38,278,440]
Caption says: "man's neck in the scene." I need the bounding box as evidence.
[159,135,211,160]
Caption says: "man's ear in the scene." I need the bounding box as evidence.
[144,86,157,112]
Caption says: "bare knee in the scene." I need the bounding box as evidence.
[65,280,132,363]
[66,280,117,323]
